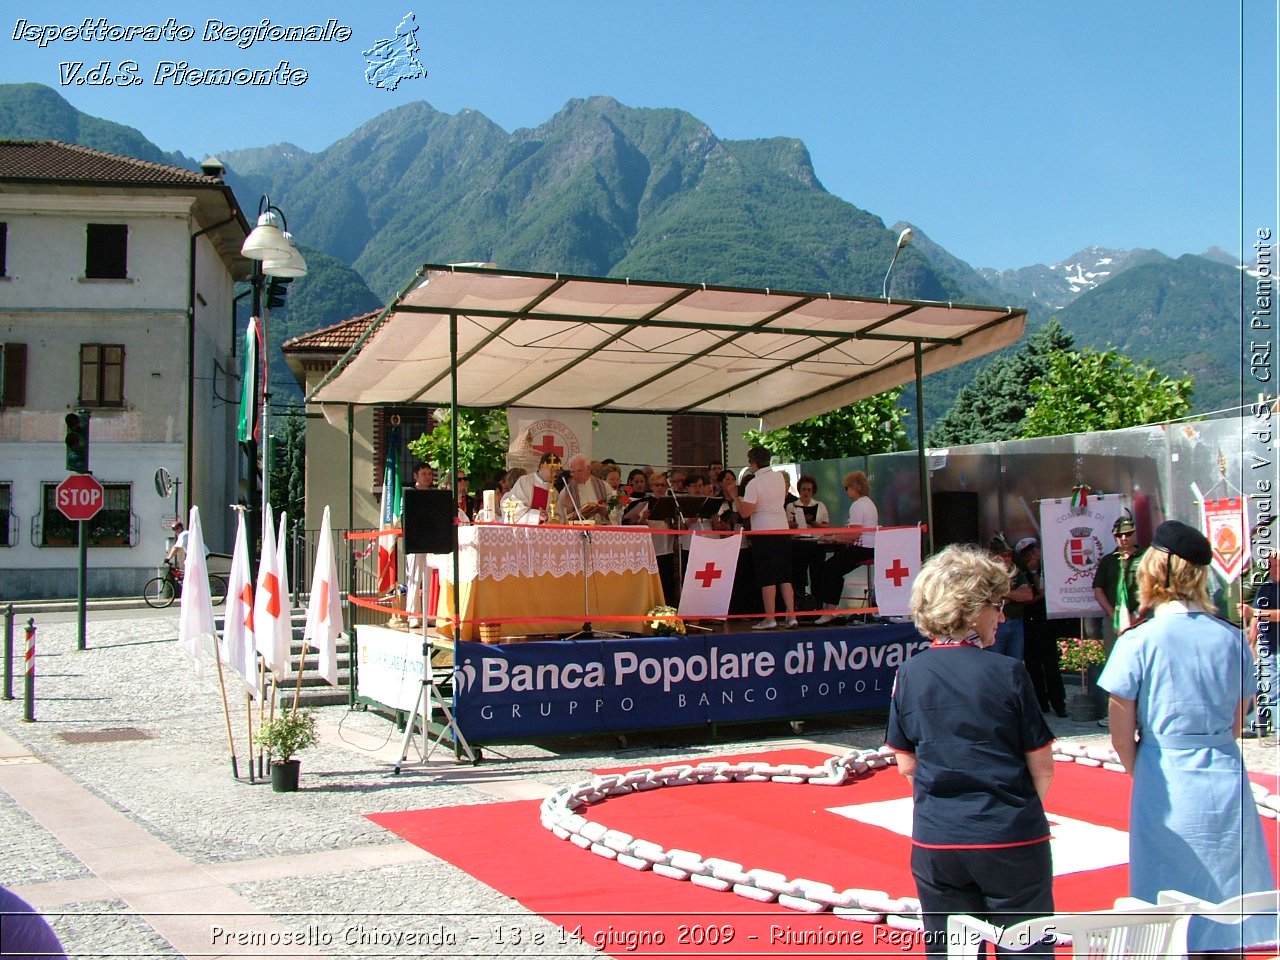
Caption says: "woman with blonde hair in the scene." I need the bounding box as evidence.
[1100,520,1276,954]
[886,544,1055,958]
[813,470,878,624]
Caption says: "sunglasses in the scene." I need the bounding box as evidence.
[989,598,1006,613]
[1115,531,1134,538]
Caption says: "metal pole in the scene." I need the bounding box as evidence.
[914,342,934,556]
[261,298,272,538]
[23,617,35,722]
[77,518,88,651]
[3,603,13,701]
[248,260,262,568]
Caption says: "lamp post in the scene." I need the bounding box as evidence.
[882,227,913,299]
[240,196,307,551]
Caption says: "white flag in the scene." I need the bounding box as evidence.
[276,510,291,626]
[255,506,291,681]
[304,506,343,686]
[873,527,921,617]
[178,506,216,673]
[677,532,741,619]
[219,511,260,700]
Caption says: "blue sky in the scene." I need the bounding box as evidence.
[2,1,1275,271]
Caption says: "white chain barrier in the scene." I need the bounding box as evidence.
[539,742,1280,928]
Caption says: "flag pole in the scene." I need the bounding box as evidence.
[291,642,307,712]
[257,657,269,777]
[246,692,256,783]
[213,652,240,780]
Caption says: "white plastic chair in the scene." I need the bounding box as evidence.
[946,896,1194,958]
[1158,888,1280,951]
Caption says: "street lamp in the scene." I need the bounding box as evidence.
[240,196,306,549]
[882,227,913,299]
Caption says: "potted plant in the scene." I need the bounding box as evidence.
[1058,636,1108,721]
[255,709,319,792]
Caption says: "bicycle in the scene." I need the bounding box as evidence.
[143,558,228,609]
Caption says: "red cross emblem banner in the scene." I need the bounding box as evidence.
[1202,497,1249,581]
[505,407,592,470]
[872,527,921,617]
[678,533,742,619]
[1039,494,1124,618]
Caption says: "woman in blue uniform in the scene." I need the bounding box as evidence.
[1100,520,1277,954]
[886,544,1056,958]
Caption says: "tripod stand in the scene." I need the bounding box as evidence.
[393,640,475,773]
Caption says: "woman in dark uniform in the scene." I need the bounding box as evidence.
[886,544,1056,958]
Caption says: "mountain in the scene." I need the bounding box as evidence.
[0,83,1247,426]
[1049,253,1246,415]
[219,95,958,303]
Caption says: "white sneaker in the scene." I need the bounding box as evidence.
[785,617,799,629]
[407,617,422,629]
[813,614,835,625]
[752,618,778,630]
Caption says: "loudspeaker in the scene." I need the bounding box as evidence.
[930,490,981,550]
[402,488,456,554]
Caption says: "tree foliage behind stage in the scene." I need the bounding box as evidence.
[744,389,911,461]
[1023,348,1195,438]
[406,407,510,487]
[929,320,1076,446]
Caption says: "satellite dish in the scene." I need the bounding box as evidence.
[154,467,173,499]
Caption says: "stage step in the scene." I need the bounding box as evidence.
[213,609,352,708]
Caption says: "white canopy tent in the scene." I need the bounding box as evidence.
[309,264,1026,429]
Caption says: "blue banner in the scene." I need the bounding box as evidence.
[451,623,926,741]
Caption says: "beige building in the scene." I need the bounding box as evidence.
[0,141,250,598]
[283,313,754,535]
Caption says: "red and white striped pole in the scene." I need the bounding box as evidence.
[22,617,35,723]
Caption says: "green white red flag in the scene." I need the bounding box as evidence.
[377,424,402,594]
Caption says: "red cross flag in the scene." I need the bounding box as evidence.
[873,527,921,617]
[255,505,291,682]
[1203,497,1249,581]
[678,532,742,619]
[220,510,261,701]
[303,505,343,686]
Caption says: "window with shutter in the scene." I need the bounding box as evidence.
[85,223,128,279]
[1,343,26,407]
[668,414,725,473]
[79,344,125,407]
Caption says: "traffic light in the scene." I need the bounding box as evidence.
[266,276,293,310]
[64,409,90,473]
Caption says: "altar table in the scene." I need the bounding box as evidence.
[434,524,663,640]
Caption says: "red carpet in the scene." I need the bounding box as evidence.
[369,750,1280,958]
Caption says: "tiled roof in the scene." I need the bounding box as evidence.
[0,139,222,186]
[282,311,381,352]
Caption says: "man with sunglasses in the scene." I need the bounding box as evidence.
[1093,512,1146,640]
[1091,512,1146,725]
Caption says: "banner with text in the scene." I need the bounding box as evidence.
[1040,495,1124,618]
[451,624,924,740]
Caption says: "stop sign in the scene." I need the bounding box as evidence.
[56,474,105,522]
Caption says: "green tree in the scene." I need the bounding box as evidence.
[268,407,306,528]
[406,407,510,486]
[744,388,911,461]
[1022,348,1194,438]
[928,319,1075,446]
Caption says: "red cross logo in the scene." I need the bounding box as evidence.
[885,558,911,586]
[240,584,255,632]
[694,562,723,589]
[531,434,564,458]
[262,572,281,618]
[318,580,331,625]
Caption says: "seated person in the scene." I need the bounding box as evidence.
[556,453,614,523]
[787,474,831,604]
[166,521,190,572]
[509,453,559,522]
[813,470,878,624]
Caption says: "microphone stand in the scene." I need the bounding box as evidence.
[565,480,624,640]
